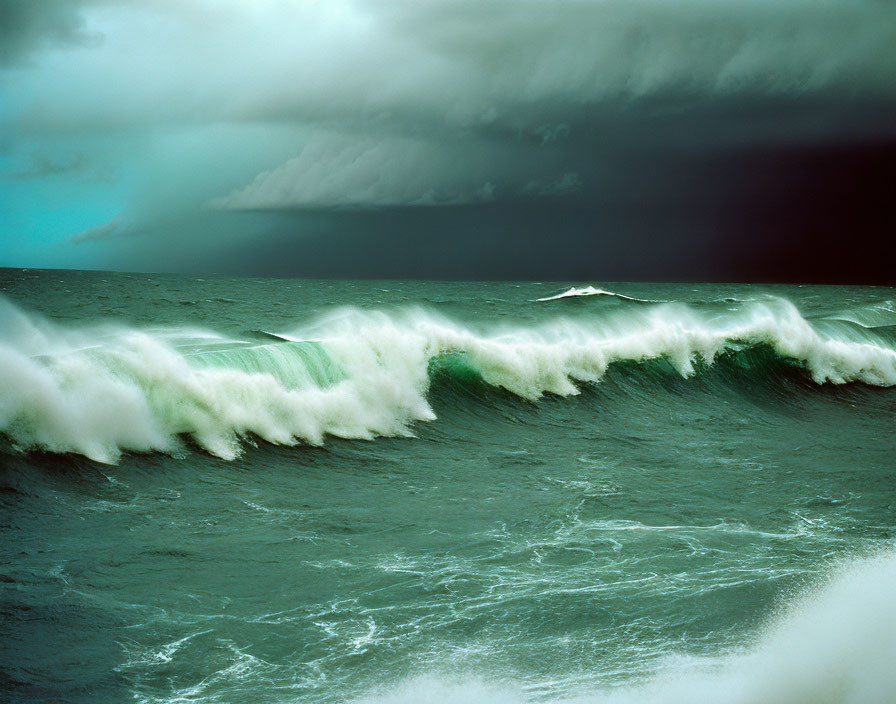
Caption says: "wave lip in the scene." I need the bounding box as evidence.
[1,295,895,463]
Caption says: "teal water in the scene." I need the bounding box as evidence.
[1,270,894,703]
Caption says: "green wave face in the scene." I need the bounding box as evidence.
[186,341,346,390]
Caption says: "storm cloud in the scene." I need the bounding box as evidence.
[0,0,91,66]
[1,0,894,280]
[211,132,587,210]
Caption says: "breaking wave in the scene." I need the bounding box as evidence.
[535,286,662,303]
[1,295,894,463]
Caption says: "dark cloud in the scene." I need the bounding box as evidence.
[210,132,584,210]
[90,138,895,284]
[3,1,895,282]
[0,0,92,65]
[7,1,895,133]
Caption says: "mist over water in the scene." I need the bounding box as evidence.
[1,270,894,703]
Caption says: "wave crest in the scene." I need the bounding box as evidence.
[1,296,894,463]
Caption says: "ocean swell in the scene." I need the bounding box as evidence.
[1,295,894,463]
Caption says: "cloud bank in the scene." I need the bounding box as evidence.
[8,1,895,132]
[211,133,586,210]
[1,0,894,278]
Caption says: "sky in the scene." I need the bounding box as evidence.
[1,0,894,282]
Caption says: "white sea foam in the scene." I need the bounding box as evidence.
[1,296,894,463]
[356,548,896,704]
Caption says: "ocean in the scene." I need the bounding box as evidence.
[1,269,894,704]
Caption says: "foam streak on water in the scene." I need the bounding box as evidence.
[358,548,896,704]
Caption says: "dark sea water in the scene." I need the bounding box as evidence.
[1,269,894,704]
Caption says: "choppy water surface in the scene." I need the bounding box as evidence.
[1,270,894,703]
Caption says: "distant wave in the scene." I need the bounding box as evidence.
[536,286,663,303]
[1,295,895,463]
[355,547,896,704]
